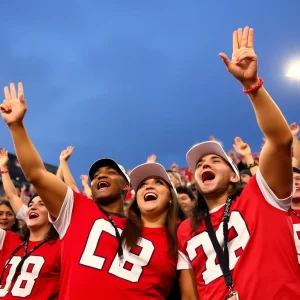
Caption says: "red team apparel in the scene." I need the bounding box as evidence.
[0,229,60,299]
[290,208,300,264]
[178,170,300,300]
[51,188,190,299]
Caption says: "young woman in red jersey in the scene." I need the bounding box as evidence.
[0,149,60,299]
[121,162,198,299]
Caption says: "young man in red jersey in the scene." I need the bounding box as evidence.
[290,167,300,264]
[177,26,300,300]
[0,83,190,298]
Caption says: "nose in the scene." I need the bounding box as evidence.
[97,173,108,180]
[202,162,211,170]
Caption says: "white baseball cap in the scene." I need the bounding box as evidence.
[186,141,240,179]
[130,162,177,196]
[89,158,130,183]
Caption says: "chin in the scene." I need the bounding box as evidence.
[294,190,300,199]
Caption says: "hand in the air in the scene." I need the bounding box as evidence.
[219,27,259,88]
[60,146,75,161]
[0,83,26,126]
[233,137,252,157]
[290,123,299,137]
[0,148,9,168]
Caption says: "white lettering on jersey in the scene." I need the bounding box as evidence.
[0,256,45,297]
[292,223,300,263]
[186,211,250,284]
[80,219,155,282]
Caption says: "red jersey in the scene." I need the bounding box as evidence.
[51,189,189,299]
[290,208,300,264]
[0,230,60,299]
[177,170,300,300]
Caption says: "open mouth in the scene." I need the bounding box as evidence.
[201,171,216,183]
[97,181,110,191]
[29,212,39,220]
[144,192,158,201]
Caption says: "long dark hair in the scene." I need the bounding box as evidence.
[190,182,244,232]
[19,223,59,242]
[0,200,19,233]
[121,186,179,256]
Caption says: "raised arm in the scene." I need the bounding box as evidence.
[220,27,293,198]
[58,146,79,192]
[0,148,23,214]
[0,83,68,218]
[80,175,92,198]
[290,123,300,169]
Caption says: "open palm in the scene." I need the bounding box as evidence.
[219,27,258,86]
[0,149,9,168]
[0,83,27,126]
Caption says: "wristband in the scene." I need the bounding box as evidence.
[248,162,258,169]
[243,77,263,94]
[0,169,8,174]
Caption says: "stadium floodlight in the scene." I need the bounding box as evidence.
[286,62,300,81]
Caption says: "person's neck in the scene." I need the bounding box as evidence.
[292,197,300,210]
[98,200,124,215]
[141,211,167,228]
[29,224,51,242]
[204,192,229,211]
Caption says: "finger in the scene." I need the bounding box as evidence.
[232,144,238,152]
[233,30,238,51]
[18,82,24,99]
[4,86,11,100]
[219,53,231,68]
[234,137,242,144]
[237,28,243,48]
[241,26,249,47]
[248,28,254,48]
[10,83,17,99]
[0,103,11,112]
[19,94,26,105]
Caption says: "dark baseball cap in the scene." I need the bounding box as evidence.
[88,158,130,183]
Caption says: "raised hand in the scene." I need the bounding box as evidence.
[80,175,89,184]
[59,146,74,161]
[219,27,259,88]
[290,122,299,137]
[0,148,9,168]
[0,83,26,126]
[233,137,252,157]
[146,154,157,163]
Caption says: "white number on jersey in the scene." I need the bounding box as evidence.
[80,219,155,282]
[292,223,300,263]
[0,256,45,297]
[186,211,250,285]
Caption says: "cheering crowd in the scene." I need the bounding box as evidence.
[0,26,299,300]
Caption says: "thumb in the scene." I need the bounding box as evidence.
[219,53,231,68]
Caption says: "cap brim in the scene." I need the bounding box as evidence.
[186,141,240,179]
[89,158,130,183]
[130,163,173,192]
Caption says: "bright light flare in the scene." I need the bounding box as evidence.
[286,63,300,81]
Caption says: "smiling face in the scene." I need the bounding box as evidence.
[294,172,300,199]
[136,176,172,217]
[91,166,129,204]
[0,204,15,231]
[194,154,239,195]
[26,196,50,230]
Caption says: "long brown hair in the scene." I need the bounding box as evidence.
[19,223,59,242]
[190,182,244,232]
[121,186,179,256]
